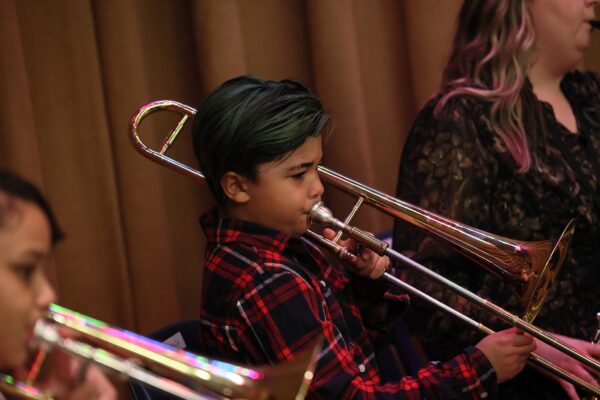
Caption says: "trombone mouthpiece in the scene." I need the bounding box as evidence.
[309,202,334,226]
[591,20,600,29]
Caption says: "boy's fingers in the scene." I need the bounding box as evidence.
[360,249,372,261]
[375,257,390,278]
[356,243,365,255]
[512,334,534,346]
[514,343,536,356]
[322,228,336,240]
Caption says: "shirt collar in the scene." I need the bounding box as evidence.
[200,207,291,253]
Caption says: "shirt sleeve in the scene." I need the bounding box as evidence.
[348,274,410,335]
[234,269,498,399]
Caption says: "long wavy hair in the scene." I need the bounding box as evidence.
[437,0,537,172]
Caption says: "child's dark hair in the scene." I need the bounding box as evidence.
[191,75,331,203]
[0,170,64,245]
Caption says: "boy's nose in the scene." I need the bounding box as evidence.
[311,176,325,198]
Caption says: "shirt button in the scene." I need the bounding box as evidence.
[358,364,366,373]
[480,392,488,399]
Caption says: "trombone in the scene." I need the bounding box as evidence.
[129,100,600,396]
[0,304,319,400]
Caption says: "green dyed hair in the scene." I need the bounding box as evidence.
[192,76,331,203]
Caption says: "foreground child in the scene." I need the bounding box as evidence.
[192,76,535,399]
[0,170,116,400]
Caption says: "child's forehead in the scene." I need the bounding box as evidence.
[257,136,323,171]
[280,136,323,162]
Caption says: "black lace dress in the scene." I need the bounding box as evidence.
[393,70,600,399]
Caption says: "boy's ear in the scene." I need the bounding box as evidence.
[221,172,251,203]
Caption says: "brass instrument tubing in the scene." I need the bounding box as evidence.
[310,230,600,396]
[33,320,216,400]
[381,246,600,370]
[129,99,598,396]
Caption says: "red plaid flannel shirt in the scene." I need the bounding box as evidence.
[198,208,497,399]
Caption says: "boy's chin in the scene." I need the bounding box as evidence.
[290,226,310,237]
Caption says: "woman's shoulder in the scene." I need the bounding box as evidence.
[414,92,489,129]
[565,69,600,84]
[407,92,492,149]
[563,70,600,97]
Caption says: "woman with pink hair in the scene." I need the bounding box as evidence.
[393,1,600,399]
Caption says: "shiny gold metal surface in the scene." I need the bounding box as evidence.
[1,305,319,400]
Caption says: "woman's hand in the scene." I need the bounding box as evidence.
[534,333,600,400]
[322,228,390,280]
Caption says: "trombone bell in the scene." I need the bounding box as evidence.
[313,165,576,323]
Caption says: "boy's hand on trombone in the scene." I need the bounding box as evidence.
[476,327,536,383]
[322,228,390,280]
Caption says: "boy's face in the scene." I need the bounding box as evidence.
[240,136,324,237]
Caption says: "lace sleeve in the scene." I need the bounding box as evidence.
[391,96,508,360]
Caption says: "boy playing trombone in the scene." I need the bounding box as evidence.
[192,75,535,399]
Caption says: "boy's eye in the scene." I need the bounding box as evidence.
[291,171,306,179]
[12,264,37,282]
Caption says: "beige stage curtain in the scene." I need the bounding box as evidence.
[2,0,600,341]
